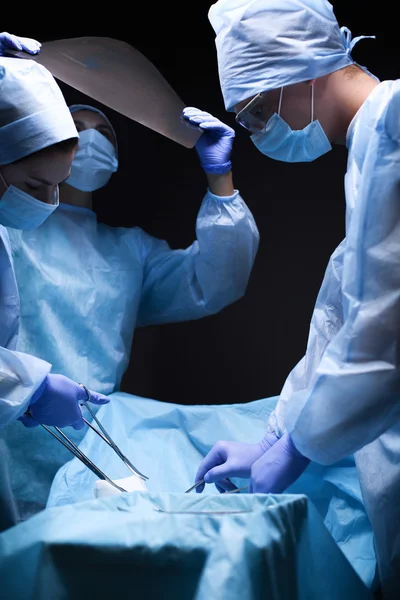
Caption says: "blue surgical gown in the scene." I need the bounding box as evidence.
[269,80,400,598]
[0,226,51,530]
[8,189,258,392]
[1,188,259,522]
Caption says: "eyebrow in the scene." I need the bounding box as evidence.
[96,124,112,133]
[30,175,70,185]
[74,119,113,136]
[30,176,53,185]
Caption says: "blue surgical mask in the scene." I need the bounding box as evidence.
[0,173,59,230]
[251,86,331,162]
[66,128,118,192]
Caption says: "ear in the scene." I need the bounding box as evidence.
[305,79,316,86]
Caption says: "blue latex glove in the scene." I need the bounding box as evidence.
[18,374,109,430]
[0,32,41,55]
[249,432,310,493]
[182,107,235,174]
[194,433,279,493]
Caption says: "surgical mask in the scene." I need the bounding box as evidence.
[66,128,118,192]
[0,173,59,230]
[251,86,332,163]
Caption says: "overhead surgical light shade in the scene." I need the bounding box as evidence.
[8,37,201,148]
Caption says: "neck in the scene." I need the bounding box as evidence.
[59,184,93,210]
[327,69,379,145]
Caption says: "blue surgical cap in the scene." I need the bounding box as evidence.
[208,0,375,111]
[69,104,118,157]
[0,57,78,164]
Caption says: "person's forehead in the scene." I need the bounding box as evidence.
[15,147,74,183]
[22,146,72,167]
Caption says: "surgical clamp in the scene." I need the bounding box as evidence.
[30,384,149,494]
[40,422,128,493]
[79,387,148,482]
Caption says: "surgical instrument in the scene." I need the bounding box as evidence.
[80,385,148,481]
[185,479,204,493]
[225,486,248,494]
[185,480,248,494]
[27,384,149,494]
[40,422,128,493]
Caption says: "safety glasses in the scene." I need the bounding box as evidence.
[235,92,267,132]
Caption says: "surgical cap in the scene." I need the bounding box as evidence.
[69,104,118,157]
[208,0,374,111]
[0,57,78,165]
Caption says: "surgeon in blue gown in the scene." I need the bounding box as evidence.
[0,35,109,532]
[3,101,259,519]
[191,1,400,597]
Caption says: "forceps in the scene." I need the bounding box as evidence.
[35,384,149,494]
[79,386,148,482]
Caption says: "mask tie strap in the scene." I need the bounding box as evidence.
[311,83,315,122]
[0,171,8,191]
[278,87,283,116]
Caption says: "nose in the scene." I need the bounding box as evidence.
[36,186,57,204]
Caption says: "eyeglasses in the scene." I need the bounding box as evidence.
[235,93,267,133]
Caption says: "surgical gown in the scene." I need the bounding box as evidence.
[0,226,51,530]
[268,80,400,598]
[1,188,259,521]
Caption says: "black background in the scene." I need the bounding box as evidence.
[5,2,398,405]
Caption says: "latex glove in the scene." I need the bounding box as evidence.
[18,374,109,430]
[0,32,41,55]
[194,433,279,493]
[182,107,235,174]
[249,432,310,494]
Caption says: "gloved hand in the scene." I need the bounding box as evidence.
[0,32,41,55]
[18,374,109,430]
[194,433,279,493]
[249,432,310,493]
[182,107,235,174]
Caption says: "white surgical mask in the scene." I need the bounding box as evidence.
[66,128,118,192]
[0,173,59,230]
[251,85,331,163]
